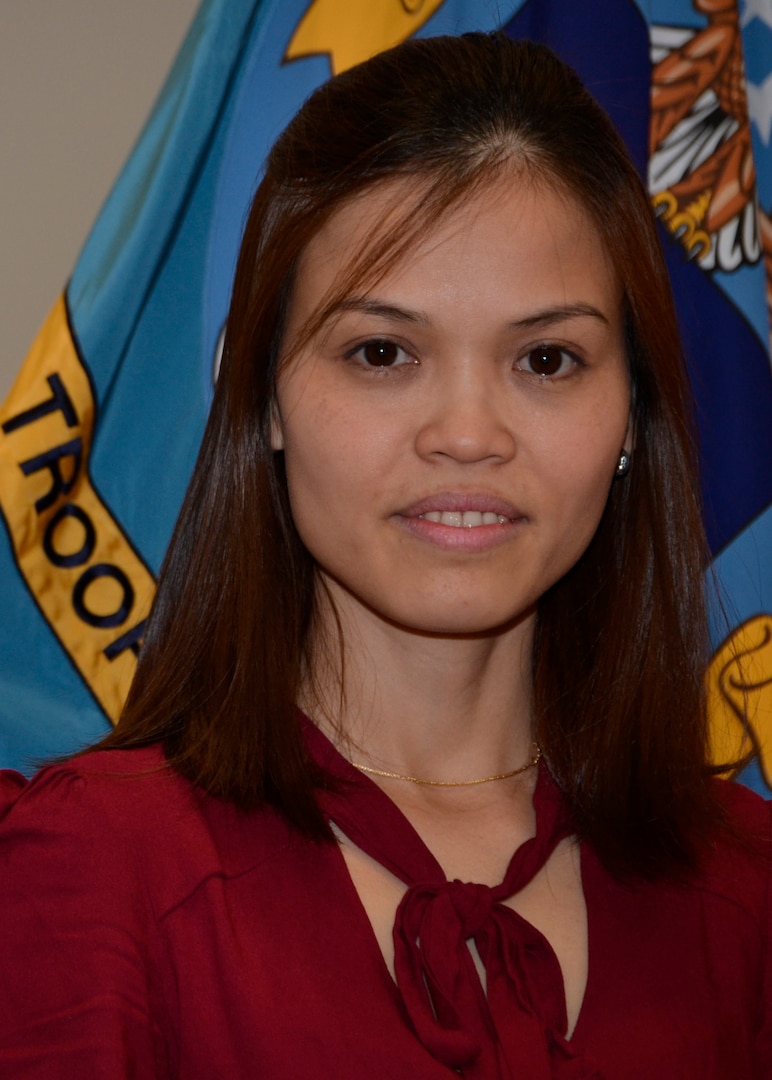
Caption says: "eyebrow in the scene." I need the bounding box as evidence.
[508,303,610,330]
[328,297,609,330]
[330,297,430,325]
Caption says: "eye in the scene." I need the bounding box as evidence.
[348,339,416,368]
[518,345,579,378]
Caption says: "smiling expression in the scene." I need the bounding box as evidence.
[271,176,632,640]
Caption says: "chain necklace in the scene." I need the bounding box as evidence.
[351,743,541,787]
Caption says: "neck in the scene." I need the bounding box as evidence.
[303,585,536,784]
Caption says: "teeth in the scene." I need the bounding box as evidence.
[419,510,509,527]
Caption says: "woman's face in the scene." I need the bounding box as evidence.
[272,177,632,639]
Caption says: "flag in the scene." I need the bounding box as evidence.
[1,0,770,794]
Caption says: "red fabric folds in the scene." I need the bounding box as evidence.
[306,718,604,1078]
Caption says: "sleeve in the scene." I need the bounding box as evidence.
[0,764,170,1079]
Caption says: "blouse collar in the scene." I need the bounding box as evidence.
[303,715,603,1078]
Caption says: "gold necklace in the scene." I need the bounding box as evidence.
[351,743,541,787]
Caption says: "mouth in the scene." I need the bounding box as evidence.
[417,510,511,528]
[401,492,522,524]
[397,493,525,548]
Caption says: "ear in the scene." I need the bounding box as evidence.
[269,399,284,451]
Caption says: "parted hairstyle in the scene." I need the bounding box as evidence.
[103,32,721,878]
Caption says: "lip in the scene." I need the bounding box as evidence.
[395,491,527,552]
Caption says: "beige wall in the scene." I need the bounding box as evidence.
[0,0,201,401]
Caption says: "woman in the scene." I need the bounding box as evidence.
[0,32,769,1079]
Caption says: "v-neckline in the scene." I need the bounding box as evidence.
[303,715,597,1061]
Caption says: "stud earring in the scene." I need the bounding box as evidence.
[615,449,631,477]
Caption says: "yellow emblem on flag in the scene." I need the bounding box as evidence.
[0,296,155,724]
[285,0,446,74]
[708,614,772,783]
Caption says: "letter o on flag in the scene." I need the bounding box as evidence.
[73,564,135,629]
[43,504,96,568]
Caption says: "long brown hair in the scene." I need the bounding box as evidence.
[103,33,718,878]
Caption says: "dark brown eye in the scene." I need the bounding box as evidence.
[346,338,415,371]
[521,346,574,377]
[361,340,402,367]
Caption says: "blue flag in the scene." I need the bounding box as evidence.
[1,0,770,793]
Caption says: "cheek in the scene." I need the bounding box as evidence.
[280,410,370,544]
[535,421,623,542]
[283,430,336,515]
[283,396,405,499]
[562,465,615,542]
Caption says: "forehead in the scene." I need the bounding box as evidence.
[286,173,620,335]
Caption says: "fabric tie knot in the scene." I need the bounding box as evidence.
[393,879,603,1078]
[446,878,495,937]
[392,879,497,1069]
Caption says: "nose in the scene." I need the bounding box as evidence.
[414,362,517,465]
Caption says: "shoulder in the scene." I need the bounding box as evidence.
[713,775,771,829]
[711,776,771,855]
[694,778,772,922]
[0,745,302,917]
[0,745,195,846]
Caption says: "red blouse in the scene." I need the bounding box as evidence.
[0,729,770,1078]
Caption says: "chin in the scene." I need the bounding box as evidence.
[382,604,536,639]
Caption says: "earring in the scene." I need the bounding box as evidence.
[615,449,631,477]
